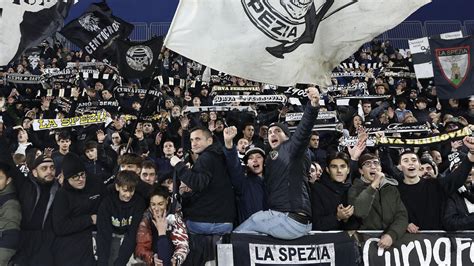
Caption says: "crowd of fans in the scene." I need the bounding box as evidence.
[0,37,473,266]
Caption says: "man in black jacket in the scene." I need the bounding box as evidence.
[170,127,236,235]
[52,152,104,266]
[12,155,60,266]
[443,166,474,230]
[234,87,320,240]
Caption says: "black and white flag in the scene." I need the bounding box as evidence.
[408,31,463,79]
[165,0,430,86]
[116,37,163,79]
[60,2,134,60]
[0,0,73,65]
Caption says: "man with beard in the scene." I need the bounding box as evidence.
[223,126,266,225]
[444,166,474,230]
[397,137,474,232]
[11,155,60,265]
[419,157,438,179]
[234,87,320,240]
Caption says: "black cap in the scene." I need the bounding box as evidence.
[31,155,54,170]
[243,144,266,163]
[268,122,291,137]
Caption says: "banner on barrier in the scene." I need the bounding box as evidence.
[230,232,355,266]
[227,231,474,266]
[358,231,474,266]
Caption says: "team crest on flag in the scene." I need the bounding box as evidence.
[126,45,155,72]
[435,46,470,88]
[165,0,430,86]
[242,0,338,58]
[116,36,163,79]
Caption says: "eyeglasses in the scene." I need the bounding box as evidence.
[71,172,86,181]
[362,160,381,167]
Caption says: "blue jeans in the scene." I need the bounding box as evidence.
[234,210,312,240]
[186,220,233,235]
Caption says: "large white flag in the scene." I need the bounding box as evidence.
[0,0,73,65]
[165,0,431,86]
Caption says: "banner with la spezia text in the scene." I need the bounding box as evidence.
[230,231,474,266]
[32,111,111,131]
[231,232,355,266]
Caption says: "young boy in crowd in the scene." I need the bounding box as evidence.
[96,170,146,266]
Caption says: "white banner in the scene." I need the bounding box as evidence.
[212,95,287,104]
[286,111,337,122]
[165,0,430,86]
[32,111,110,131]
[183,105,254,113]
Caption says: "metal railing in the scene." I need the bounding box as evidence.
[61,20,471,51]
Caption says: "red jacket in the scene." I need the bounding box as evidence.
[135,209,189,265]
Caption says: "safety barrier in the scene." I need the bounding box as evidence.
[217,231,474,265]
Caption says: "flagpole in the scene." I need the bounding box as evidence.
[125,69,159,153]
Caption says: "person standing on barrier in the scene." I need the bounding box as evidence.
[348,153,408,249]
[234,87,320,240]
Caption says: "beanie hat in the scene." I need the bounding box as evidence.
[243,144,266,164]
[420,157,438,176]
[268,122,291,137]
[62,153,86,179]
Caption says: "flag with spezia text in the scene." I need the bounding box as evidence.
[60,2,134,61]
[0,0,74,65]
[430,36,474,99]
[165,0,431,86]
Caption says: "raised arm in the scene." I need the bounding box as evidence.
[439,136,474,195]
[223,126,246,194]
[288,87,320,157]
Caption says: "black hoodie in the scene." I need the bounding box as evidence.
[96,189,146,266]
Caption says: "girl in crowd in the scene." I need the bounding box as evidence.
[135,185,189,266]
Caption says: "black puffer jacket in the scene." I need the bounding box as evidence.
[175,142,236,223]
[264,104,319,216]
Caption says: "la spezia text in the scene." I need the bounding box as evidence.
[249,243,335,265]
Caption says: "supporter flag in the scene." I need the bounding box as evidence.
[165,0,431,86]
[60,2,134,61]
[409,31,463,79]
[116,37,163,79]
[0,0,73,65]
[430,36,474,99]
